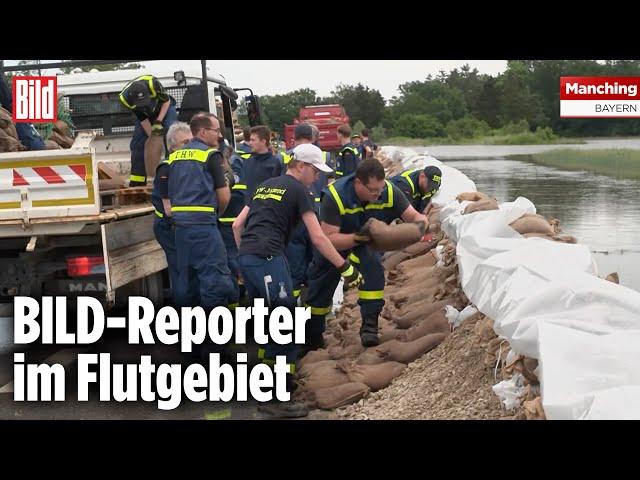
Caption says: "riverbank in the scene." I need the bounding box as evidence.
[383,133,585,147]
[517,148,640,180]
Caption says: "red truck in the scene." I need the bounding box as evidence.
[284,104,349,151]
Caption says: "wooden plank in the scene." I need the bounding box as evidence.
[102,214,155,251]
[108,239,167,290]
[0,205,153,227]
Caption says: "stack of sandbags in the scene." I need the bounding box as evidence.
[296,231,466,411]
[0,107,26,152]
[47,120,74,149]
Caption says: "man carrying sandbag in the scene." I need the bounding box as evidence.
[232,144,363,418]
[304,158,429,350]
[119,75,177,186]
[389,165,442,213]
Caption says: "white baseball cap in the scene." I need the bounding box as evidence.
[292,143,333,173]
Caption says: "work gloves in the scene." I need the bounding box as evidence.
[338,259,363,289]
[151,122,165,136]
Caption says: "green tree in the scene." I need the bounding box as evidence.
[259,88,317,134]
[352,120,366,136]
[445,116,490,139]
[391,78,467,126]
[394,114,444,138]
[329,83,386,128]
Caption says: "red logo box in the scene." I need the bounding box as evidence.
[12,76,58,123]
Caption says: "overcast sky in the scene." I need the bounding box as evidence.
[151,60,509,100]
[4,60,508,100]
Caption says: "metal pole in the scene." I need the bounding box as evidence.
[201,60,209,112]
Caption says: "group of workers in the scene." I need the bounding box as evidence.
[119,75,443,417]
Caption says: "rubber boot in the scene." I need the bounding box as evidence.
[360,314,380,347]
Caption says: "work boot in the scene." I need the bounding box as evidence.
[360,314,380,347]
[257,400,309,418]
[257,373,308,418]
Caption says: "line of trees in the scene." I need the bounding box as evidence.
[258,60,640,141]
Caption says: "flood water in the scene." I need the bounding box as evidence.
[443,156,640,291]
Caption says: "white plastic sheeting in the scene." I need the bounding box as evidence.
[381,146,640,419]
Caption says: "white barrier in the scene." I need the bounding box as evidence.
[381,146,640,419]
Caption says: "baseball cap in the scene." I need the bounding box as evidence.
[128,81,151,107]
[294,123,313,139]
[292,143,333,173]
[351,134,361,139]
[423,165,442,188]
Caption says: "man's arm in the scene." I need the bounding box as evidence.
[303,212,350,269]
[140,118,152,137]
[232,205,250,248]
[321,221,359,251]
[158,164,172,216]
[155,100,171,123]
[319,194,360,250]
[208,152,231,214]
[400,205,429,224]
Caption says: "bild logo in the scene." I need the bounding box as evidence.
[12,76,58,123]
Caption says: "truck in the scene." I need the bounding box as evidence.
[283,104,349,152]
[0,60,262,353]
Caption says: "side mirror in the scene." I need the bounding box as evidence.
[246,94,262,126]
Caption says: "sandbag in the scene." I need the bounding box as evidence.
[299,349,331,368]
[315,382,370,410]
[523,397,546,420]
[382,251,412,270]
[357,347,388,365]
[402,240,436,256]
[328,343,364,360]
[605,272,619,284]
[394,300,451,329]
[298,359,337,378]
[144,134,164,179]
[49,129,74,149]
[397,309,450,341]
[552,235,577,244]
[0,109,19,141]
[44,140,62,150]
[398,251,437,273]
[380,325,403,343]
[0,107,12,129]
[52,120,71,137]
[297,366,350,391]
[463,197,499,215]
[366,218,426,251]
[376,333,447,364]
[509,214,555,236]
[456,191,488,202]
[428,208,440,224]
[0,128,24,152]
[342,361,406,391]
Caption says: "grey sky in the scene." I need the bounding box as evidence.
[4,60,508,101]
[151,60,508,100]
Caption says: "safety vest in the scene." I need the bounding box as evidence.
[335,143,361,177]
[118,75,159,110]
[151,159,170,220]
[235,149,251,160]
[390,168,438,211]
[323,174,396,234]
[166,139,220,224]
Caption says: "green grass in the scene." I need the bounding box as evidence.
[519,149,640,180]
[382,134,585,146]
